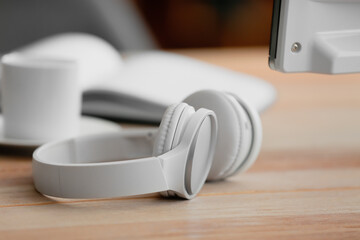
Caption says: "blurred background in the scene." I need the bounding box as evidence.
[0,0,273,52]
[134,0,273,48]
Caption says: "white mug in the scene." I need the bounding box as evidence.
[0,53,80,141]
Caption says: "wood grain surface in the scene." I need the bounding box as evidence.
[1,47,360,239]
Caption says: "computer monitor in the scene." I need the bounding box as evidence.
[269,0,360,74]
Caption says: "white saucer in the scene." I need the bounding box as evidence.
[0,115,122,147]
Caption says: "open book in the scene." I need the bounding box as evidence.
[16,33,276,123]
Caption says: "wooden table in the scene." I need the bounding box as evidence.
[1,47,360,239]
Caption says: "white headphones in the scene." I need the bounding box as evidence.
[32,90,262,199]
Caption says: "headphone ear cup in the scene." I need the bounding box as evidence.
[219,94,253,177]
[226,92,262,176]
[153,103,195,198]
[184,90,261,181]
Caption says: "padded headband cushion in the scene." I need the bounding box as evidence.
[183,90,252,180]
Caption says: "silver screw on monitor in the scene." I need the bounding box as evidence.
[291,42,301,53]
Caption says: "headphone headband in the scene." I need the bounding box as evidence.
[33,109,218,199]
[33,129,169,198]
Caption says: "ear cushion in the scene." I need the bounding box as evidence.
[169,105,195,151]
[153,104,181,156]
[183,90,257,180]
[153,103,194,156]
